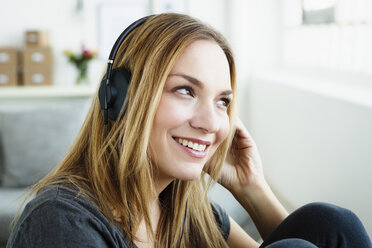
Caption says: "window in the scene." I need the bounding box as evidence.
[282,0,372,76]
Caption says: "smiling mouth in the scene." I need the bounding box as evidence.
[173,137,208,152]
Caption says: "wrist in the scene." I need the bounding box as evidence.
[229,176,269,199]
[230,176,278,215]
[227,176,289,240]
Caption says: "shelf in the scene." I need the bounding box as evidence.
[0,85,96,99]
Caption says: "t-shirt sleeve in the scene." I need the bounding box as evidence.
[210,201,231,241]
[7,200,114,248]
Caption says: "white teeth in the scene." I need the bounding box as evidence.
[177,138,206,152]
[187,141,193,148]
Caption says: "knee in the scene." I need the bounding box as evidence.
[298,202,355,220]
[294,202,363,232]
[263,203,370,247]
[264,238,317,248]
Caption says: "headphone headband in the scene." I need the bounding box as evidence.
[108,15,154,61]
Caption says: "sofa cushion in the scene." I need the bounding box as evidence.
[0,100,90,187]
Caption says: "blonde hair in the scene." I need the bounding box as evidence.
[30,13,236,247]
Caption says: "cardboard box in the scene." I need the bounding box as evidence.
[0,48,18,66]
[23,66,53,86]
[23,47,53,66]
[0,66,18,86]
[25,30,49,47]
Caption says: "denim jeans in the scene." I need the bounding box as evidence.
[260,202,372,248]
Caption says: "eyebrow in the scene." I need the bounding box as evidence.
[168,73,233,96]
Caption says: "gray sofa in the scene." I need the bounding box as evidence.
[0,100,90,247]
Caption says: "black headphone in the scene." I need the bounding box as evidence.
[98,15,153,125]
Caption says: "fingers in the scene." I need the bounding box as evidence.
[232,117,256,147]
[233,118,250,137]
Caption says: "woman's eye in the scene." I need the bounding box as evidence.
[176,87,193,96]
[217,98,231,108]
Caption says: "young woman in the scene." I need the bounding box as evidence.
[7,13,371,248]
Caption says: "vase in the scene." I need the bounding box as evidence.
[75,61,89,85]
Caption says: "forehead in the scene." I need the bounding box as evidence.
[169,39,231,89]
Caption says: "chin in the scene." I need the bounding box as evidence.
[175,166,203,181]
[178,174,200,181]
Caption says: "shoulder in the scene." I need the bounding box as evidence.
[15,184,104,228]
[7,184,129,248]
[210,201,231,241]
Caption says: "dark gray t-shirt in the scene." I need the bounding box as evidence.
[7,184,230,247]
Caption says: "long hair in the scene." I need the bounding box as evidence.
[30,13,236,247]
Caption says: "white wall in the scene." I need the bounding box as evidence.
[228,0,282,78]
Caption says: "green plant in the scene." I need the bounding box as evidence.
[64,46,97,84]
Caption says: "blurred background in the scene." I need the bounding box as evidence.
[0,0,371,244]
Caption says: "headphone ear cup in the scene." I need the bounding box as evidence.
[98,68,131,121]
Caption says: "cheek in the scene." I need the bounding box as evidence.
[154,100,182,129]
[152,97,191,136]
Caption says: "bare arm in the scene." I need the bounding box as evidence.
[230,178,288,239]
[227,216,259,248]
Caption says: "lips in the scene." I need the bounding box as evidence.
[172,136,210,158]
[177,138,206,151]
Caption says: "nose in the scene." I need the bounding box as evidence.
[189,102,219,133]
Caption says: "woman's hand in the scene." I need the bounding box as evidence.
[218,118,266,195]
[218,118,288,239]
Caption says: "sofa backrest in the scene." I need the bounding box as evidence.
[0,100,91,188]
